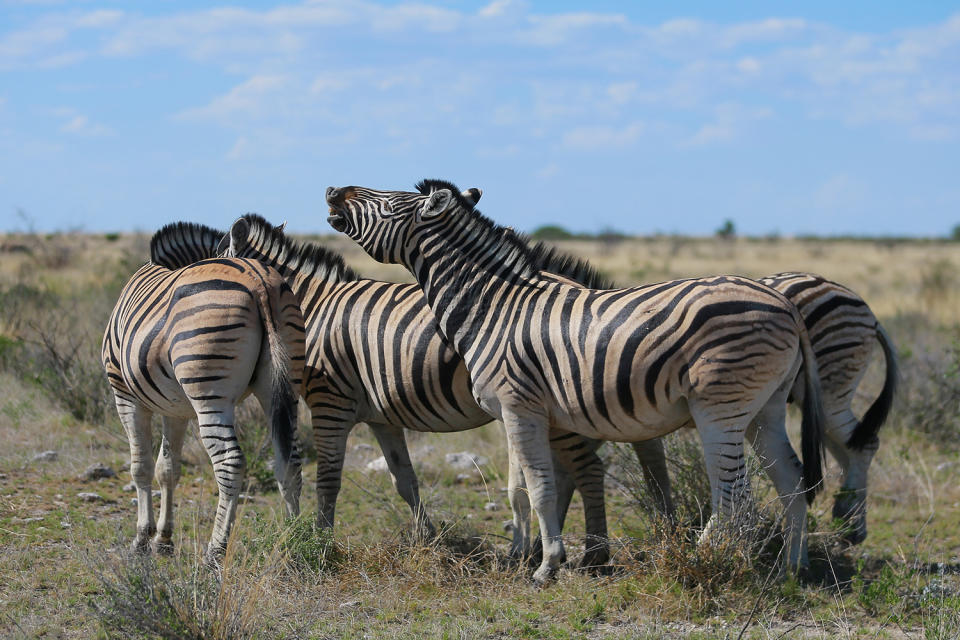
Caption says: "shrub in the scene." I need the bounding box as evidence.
[530,224,575,240]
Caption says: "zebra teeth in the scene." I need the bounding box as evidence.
[327,214,347,232]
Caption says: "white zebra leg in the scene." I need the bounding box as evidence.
[115,395,156,553]
[154,416,189,554]
[631,438,676,525]
[370,422,436,541]
[506,435,532,561]
[502,409,565,584]
[747,398,810,570]
[196,404,245,562]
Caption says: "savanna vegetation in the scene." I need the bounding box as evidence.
[1,229,959,638]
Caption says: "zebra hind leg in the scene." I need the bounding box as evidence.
[747,391,810,571]
[114,396,156,553]
[194,402,245,564]
[154,416,189,554]
[311,406,354,530]
[691,404,754,554]
[547,431,607,569]
[370,422,436,542]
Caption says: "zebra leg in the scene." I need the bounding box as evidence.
[502,409,565,584]
[369,422,436,541]
[506,437,532,561]
[312,411,353,530]
[746,396,810,570]
[196,403,245,563]
[548,434,608,569]
[253,386,302,519]
[692,406,752,550]
[115,396,156,553]
[826,409,876,545]
[154,416,189,554]
[631,438,676,525]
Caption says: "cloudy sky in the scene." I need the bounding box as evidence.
[1,1,958,235]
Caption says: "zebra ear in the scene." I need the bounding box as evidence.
[277,221,287,233]
[462,187,482,208]
[227,218,250,256]
[420,189,453,220]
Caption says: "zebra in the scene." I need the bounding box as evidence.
[542,272,897,549]
[103,225,306,562]
[150,212,615,565]
[326,179,827,582]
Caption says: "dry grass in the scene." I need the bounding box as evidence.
[1,232,960,638]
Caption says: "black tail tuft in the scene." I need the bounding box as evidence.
[270,369,297,477]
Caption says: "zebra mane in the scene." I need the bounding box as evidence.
[236,213,360,283]
[415,178,612,289]
[150,221,224,269]
[527,241,615,290]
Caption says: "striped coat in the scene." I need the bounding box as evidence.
[103,243,305,561]
[151,214,613,563]
[327,180,827,582]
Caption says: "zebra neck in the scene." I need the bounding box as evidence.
[408,214,539,359]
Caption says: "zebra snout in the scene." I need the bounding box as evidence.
[326,186,354,208]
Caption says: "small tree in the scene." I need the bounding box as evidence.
[715,219,736,239]
[951,223,960,242]
[531,224,575,240]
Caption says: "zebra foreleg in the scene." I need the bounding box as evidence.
[369,422,436,542]
[506,438,533,562]
[154,416,189,554]
[311,410,353,530]
[115,396,156,553]
[196,403,245,563]
[502,409,565,584]
[548,434,608,569]
[747,394,810,570]
[631,438,676,525]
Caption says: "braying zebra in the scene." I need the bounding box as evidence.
[327,179,827,582]
[151,212,615,565]
[103,227,306,562]
[542,272,898,549]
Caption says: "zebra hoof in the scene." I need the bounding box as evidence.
[532,565,558,587]
[578,549,609,570]
[152,537,174,556]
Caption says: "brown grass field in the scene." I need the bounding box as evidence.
[1,231,959,638]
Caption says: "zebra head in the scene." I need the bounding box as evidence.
[326,180,481,264]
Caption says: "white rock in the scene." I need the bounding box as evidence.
[484,502,499,511]
[366,457,389,472]
[353,443,375,454]
[77,492,102,503]
[444,451,489,470]
[123,482,135,492]
[455,473,471,483]
[33,450,58,462]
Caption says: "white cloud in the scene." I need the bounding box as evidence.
[683,103,772,147]
[562,122,644,150]
[60,113,112,136]
[176,75,290,122]
[522,12,627,46]
[813,173,867,212]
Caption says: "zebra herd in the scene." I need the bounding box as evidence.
[103,179,897,583]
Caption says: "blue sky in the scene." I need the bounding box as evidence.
[1,1,958,236]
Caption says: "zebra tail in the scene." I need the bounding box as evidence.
[798,324,826,505]
[255,285,298,481]
[846,323,899,450]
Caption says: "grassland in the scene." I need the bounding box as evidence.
[1,231,959,639]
